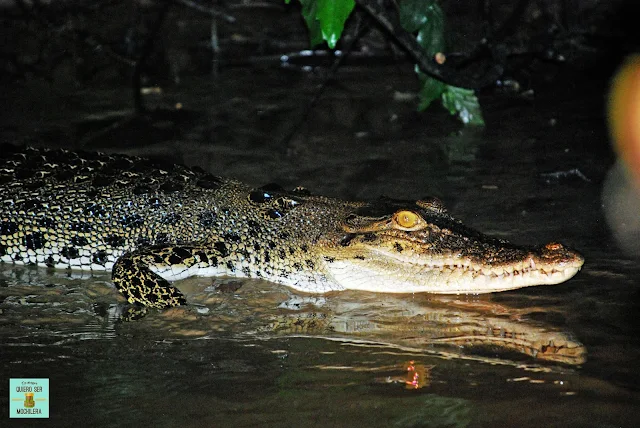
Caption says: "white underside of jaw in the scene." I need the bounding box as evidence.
[325,256,583,294]
[149,261,341,293]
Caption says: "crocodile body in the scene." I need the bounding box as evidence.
[0,145,584,308]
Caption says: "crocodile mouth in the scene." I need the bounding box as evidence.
[324,242,585,294]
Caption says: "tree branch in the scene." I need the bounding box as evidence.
[355,0,503,89]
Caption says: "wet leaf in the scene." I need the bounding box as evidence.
[400,0,445,54]
[398,0,429,33]
[296,0,324,47]
[293,0,355,48]
[399,0,484,125]
[317,0,355,49]
[441,86,485,125]
[417,74,445,111]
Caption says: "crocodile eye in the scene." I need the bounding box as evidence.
[393,210,420,229]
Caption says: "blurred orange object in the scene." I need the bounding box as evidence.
[609,55,640,187]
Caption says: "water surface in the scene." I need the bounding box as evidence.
[1,65,639,427]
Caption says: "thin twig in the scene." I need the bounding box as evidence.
[355,0,503,89]
[279,14,369,148]
[78,114,138,148]
[172,0,236,23]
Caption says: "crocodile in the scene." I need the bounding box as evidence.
[0,145,584,309]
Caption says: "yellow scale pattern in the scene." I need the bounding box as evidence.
[0,145,353,308]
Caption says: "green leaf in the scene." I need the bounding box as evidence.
[416,75,445,111]
[317,0,355,49]
[441,86,485,125]
[399,0,447,112]
[400,0,444,53]
[398,0,430,33]
[399,0,484,125]
[298,0,324,47]
[295,0,355,48]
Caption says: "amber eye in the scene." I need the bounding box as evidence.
[393,210,421,229]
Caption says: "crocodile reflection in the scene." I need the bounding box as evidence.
[260,291,586,366]
[0,263,586,367]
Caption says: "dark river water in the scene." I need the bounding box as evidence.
[1,63,639,427]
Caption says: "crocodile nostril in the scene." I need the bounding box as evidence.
[545,242,563,251]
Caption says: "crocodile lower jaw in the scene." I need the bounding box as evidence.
[325,258,584,294]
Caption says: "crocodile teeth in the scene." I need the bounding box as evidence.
[491,266,504,276]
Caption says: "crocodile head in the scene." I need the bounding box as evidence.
[321,197,584,294]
